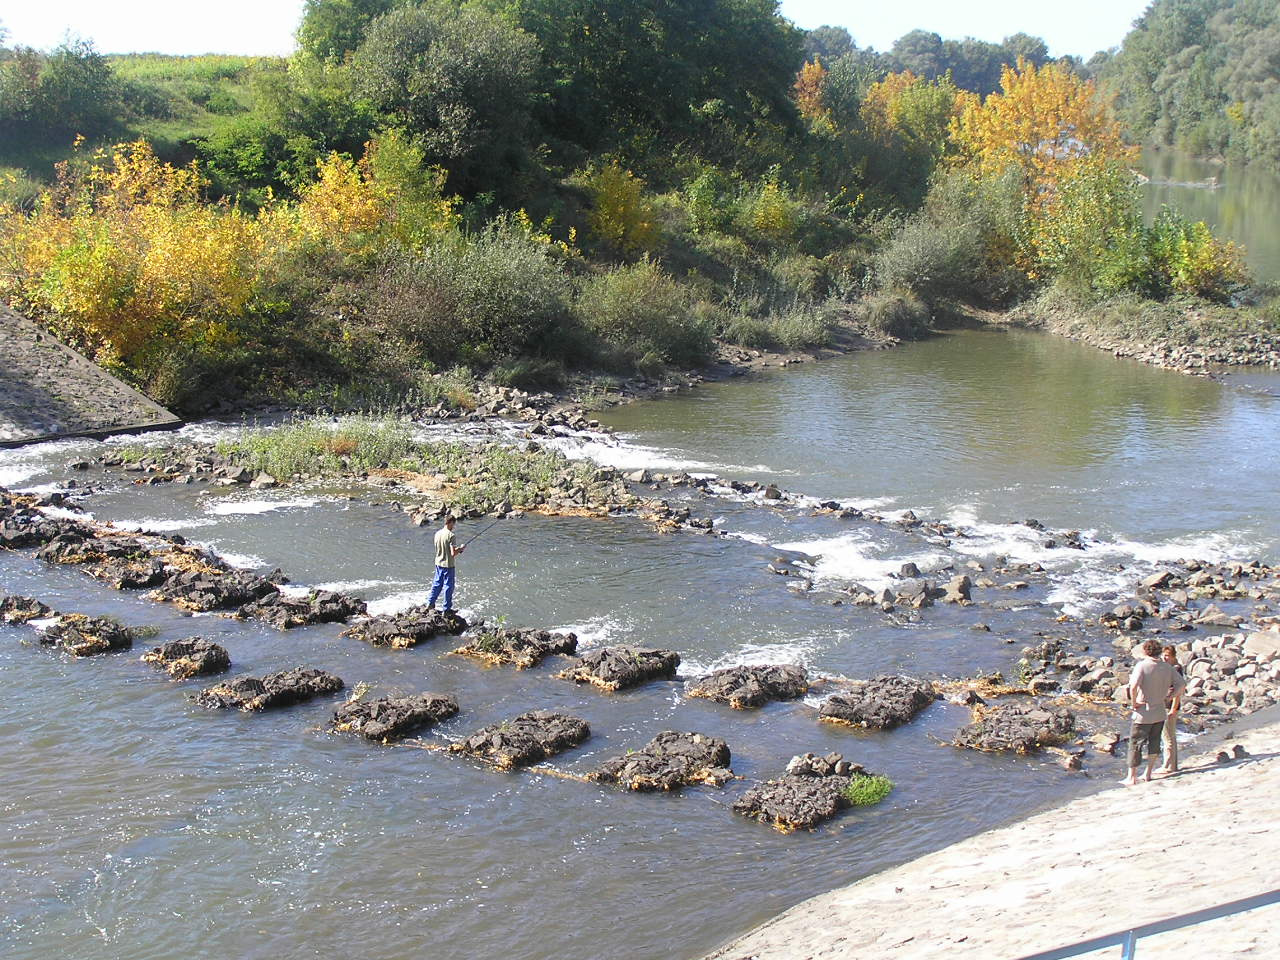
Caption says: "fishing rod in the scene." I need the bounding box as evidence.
[463,516,504,548]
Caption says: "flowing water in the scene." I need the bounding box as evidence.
[2,330,1278,960]
[1142,149,1280,284]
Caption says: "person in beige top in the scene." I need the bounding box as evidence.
[426,516,465,612]
[1122,638,1186,786]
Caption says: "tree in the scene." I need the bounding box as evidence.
[0,39,124,147]
[891,30,945,79]
[351,2,540,196]
[951,58,1135,192]
[296,0,400,62]
[507,0,804,161]
[804,25,854,62]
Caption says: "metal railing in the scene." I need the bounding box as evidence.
[1014,888,1280,960]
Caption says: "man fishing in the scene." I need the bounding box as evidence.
[426,515,465,613]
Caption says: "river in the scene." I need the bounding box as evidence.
[2,330,1278,959]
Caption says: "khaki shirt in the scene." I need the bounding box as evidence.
[434,527,456,568]
[1130,657,1185,723]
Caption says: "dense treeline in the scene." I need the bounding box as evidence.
[1096,0,1280,169]
[0,4,1264,416]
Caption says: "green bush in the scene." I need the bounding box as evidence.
[492,357,566,391]
[768,303,833,350]
[876,168,1028,306]
[843,773,893,806]
[359,218,573,369]
[861,288,931,338]
[576,260,713,369]
[874,214,982,301]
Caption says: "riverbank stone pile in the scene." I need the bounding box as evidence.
[142,637,231,679]
[555,646,681,691]
[451,627,578,668]
[0,594,54,624]
[195,667,345,711]
[39,614,137,656]
[450,710,590,769]
[592,731,734,791]
[733,753,865,831]
[953,701,1076,754]
[333,692,459,741]
[342,606,468,648]
[819,676,937,729]
[687,664,809,709]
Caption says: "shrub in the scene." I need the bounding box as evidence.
[876,167,1028,306]
[357,217,572,369]
[683,167,734,234]
[1148,208,1248,302]
[843,773,893,806]
[874,214,983,302]
[861,288,931,338]
[491,357,566,391]
[578,162,662,257]
[768,303,833,350]
[576,260,712,369]
[733,172,805,248]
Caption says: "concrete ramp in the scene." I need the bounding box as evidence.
[0,306,181,447]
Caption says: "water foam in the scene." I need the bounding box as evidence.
[551,615,628,649]
[112,517,219,533]
[365,589,431,616]
[679,637,822,677]
[205,497,321,516]
[772,531,949,591]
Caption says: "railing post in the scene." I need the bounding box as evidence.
[1120,929,1138,960]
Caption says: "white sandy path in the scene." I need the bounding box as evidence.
[703,719,1280,960]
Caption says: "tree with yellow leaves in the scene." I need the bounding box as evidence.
[793,59,832,131]
[950,58,1136,192]
[862,70,972,159]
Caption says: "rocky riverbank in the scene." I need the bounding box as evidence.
[1004,294,1280,376]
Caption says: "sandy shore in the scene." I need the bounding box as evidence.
[702,710,1280,960]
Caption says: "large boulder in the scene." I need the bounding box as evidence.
[238,590,366,629]
[592,731,733,791]
[39,614,136,656]
[687,664,809,709]
[86,557,169,589]
[451,627,577,669]
[0,594,54,624]
[953,701,1075,754]
[195,667,344,711]
[341,606,468,648]
[149,569,279,612]
[555,646,680,691]
[333,693,459,741]
[450,711,590,769]
[733,753,882,832]
[819,675,936,729]
[142,637,231,679]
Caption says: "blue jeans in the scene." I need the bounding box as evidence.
[427,565,456,610]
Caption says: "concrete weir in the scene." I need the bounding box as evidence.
[0,307,181,447]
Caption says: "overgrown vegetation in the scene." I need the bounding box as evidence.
[214,415,606,513]
[0,3,1271,416]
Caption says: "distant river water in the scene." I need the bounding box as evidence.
[2,331,1279,960]
[1142,148,1280,284]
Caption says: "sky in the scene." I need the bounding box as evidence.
[2,0,1151,60]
